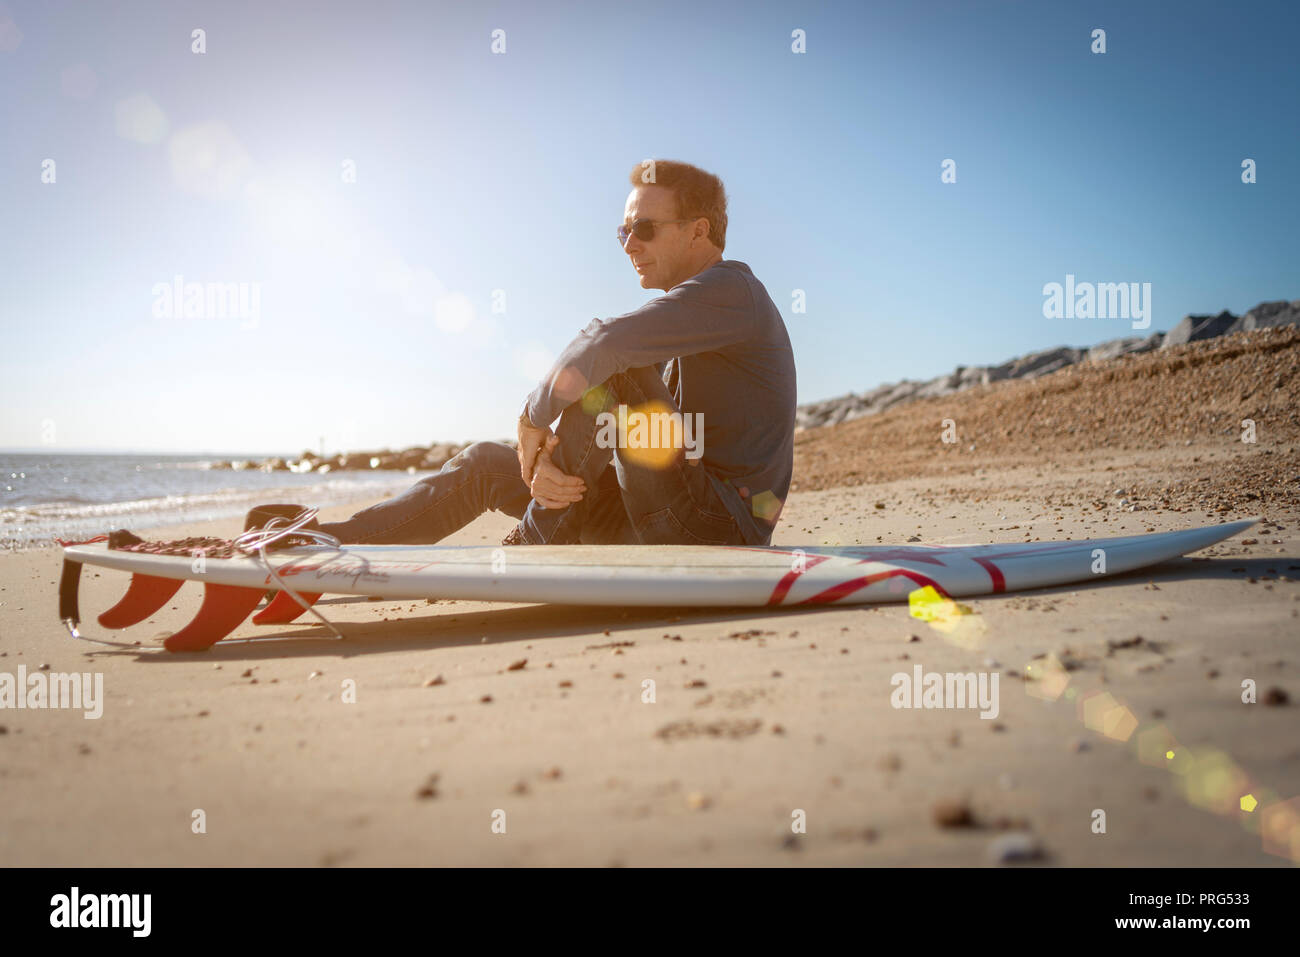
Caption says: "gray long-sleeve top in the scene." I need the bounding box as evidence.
[524,260,797,542]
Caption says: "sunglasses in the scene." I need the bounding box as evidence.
[617,218,692,247]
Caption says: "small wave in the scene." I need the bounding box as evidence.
[0,470,439,551]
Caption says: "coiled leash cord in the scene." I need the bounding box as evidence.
[233,506,347,641]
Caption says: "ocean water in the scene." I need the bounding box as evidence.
[0,452,440,551]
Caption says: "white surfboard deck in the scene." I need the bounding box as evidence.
[62,519,1257,607]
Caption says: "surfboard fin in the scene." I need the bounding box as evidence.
[253,590,323,624]
[98,573,186,629]
[163,583,266,652]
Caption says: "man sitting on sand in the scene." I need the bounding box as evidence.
[250,160,797,547]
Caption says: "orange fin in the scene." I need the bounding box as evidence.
[163,583,265,652]
[252,590,323,625]
[98,574,186,629]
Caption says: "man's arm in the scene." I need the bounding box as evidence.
[523,266,753,427]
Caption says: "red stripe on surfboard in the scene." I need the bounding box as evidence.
[972,558,1006,593]
[57,535,109,547]
[796,569,951,605]
[766,555,833,606]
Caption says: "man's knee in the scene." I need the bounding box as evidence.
[442,440,517,475]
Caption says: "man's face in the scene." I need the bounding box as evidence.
[620,185,698,291]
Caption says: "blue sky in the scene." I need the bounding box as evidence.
[1,0,1296,455]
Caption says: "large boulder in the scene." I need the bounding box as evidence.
[1161,309,1236,349]
[1086,337,1143,362]
[1005,346,1084,379]
[914,369,963,400]
[1131,330,1165,353]
[1228,299,1300,334]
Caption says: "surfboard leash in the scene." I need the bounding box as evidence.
[231,507,348,642]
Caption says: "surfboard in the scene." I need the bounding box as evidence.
[56,518,1257,652]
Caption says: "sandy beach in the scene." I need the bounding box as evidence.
[1,330,1297,867]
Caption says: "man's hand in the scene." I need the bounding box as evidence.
[517,411,553,486]
[529,435,586,509]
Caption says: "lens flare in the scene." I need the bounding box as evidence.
[616,400,685,472]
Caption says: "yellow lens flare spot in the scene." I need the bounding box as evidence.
[1024,653,1070,701]
[1135,725,1180,767]
[750,489,782,523]
[1166,750,1175,760]
[1240,794,1258,813]
[1180,748,1251,815]
[908,586,963,622]
[580,384,614,417]
[1240,787,1279,836]
[616,400,685,471]
[908,585,985,650]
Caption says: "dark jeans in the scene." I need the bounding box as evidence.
[317,365,769,547]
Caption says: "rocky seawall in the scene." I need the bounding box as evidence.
[205,440,515,475]
[796,299,1299,431]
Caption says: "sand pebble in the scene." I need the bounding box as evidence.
[423,675,446,687]
[932,799,976,828]
[686,792,712,810]
[988,832,1045,864]
[1263,687,1290,706]
[416,773,440,799]
[507,658,527,671]
[480,695,493,703]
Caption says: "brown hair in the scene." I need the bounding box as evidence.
[628,159,728,251]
